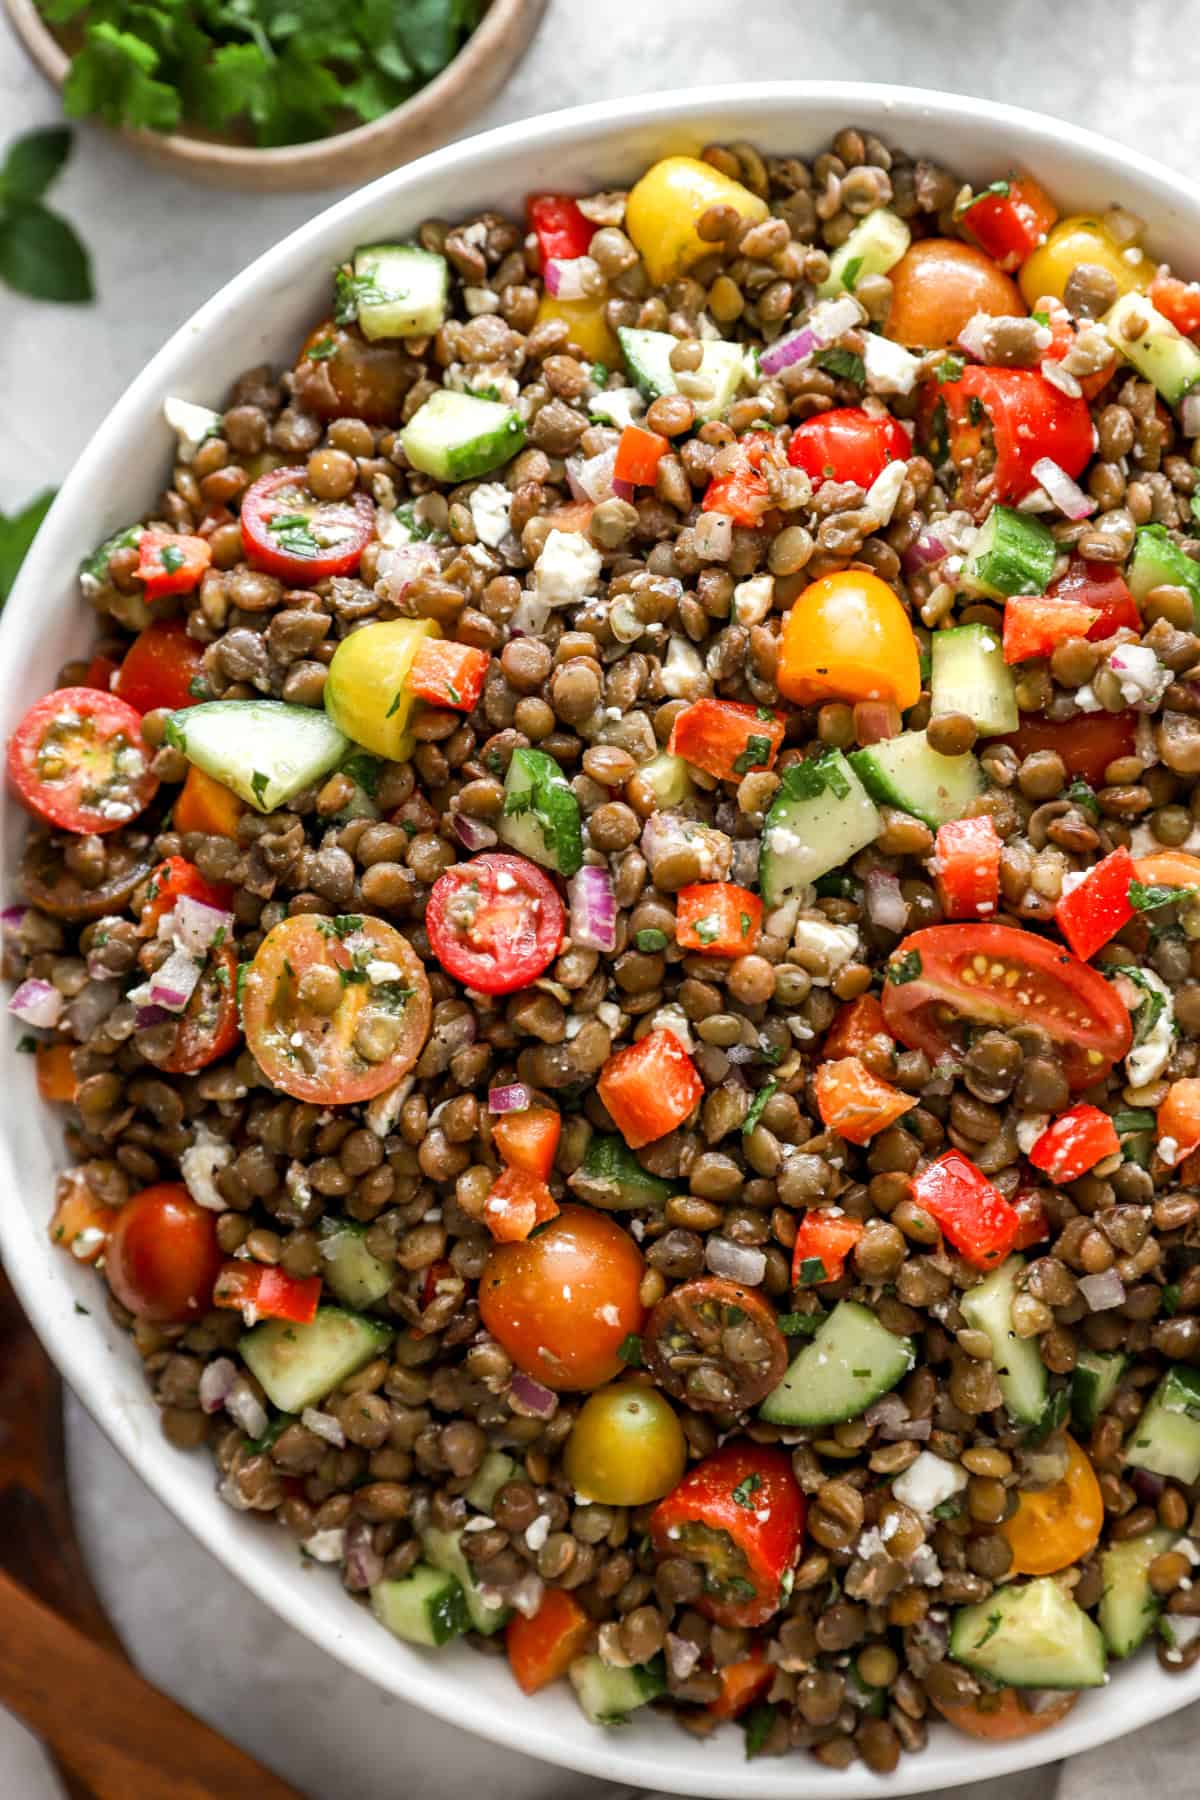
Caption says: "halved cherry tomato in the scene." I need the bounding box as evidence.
[135,531,211,600]
[667,698,785,782]
[959,175,1058,272]
[1049,557,1142,639]
[933,1688,1078,1741]
[1002,593,1100,664]
[36,1042,78,1104]
[83,652,118,692]
[911,1149,1020,1269]
[777,571,921,709]
[526,193,595,263]
[787,407,910,488]
[293,321,418,425]
[104,1183,222,1322]
[479,1204,645,1391]
[1001,1434,1103,1575]
[675,883,763,957]
[242,914,431,1104]
[881,923,1132,1090]
[824,993,891,1060]
[1158,1079,1200,1164]
[483,1167,560,1243]
[1029,1103,1120,1184]
[1133,850,1200,895]
[791,1210,865,1285]
[614,423,670,488]
[426,852,564,996]
[492,1107,562,1180]
[1150,274,1200,339]
[240,466,375,585]
[113,618,206,715]
[643,1277,787,1413]
[707,1649,773,1721]
[598,1028,704,1149]
[1054,845,1136,961]
[885,239,1022,349]
[813,1056,915,1144]
[8,687,158,835]
[140,854,232,935]
[933,815,1002,920]
[49,1172,111,1262]
[406,638,489,712]
[650,1441,805,1629]
[998,709,1138,787]
[148,942,241,1076]
[174,765,243,839]
[213,1261,322,1325]
[506,1588,593,1696]
[702,430,775,526]
[1037,297,1117,401]
[930,365,1093,507]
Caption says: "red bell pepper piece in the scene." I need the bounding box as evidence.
[667,697,785,783]
[140,854,233,935]
[1028,1103,1120,1184]
[998,710,1137,787]
[613,423,670,488]
[911,1149,1020,1269]
[407,637,489,712]
[1002,593,1101,664]
[813,1056,916,1145]
[526,193,595,264]
[1150,275,1200,339]
[482,1167,560,1243]
[1012,1188,1052,1251]
[929,366,1093,508]
[675,883,763,957]
[598,1028,704,1150]
[960,174,1058,272]
[649,1441,806,1629]
[933,815,1002,920]
[702,431,775,526]
[791,1210,866,1286]
[213,1261,322,1325]
[787,407,911,489]
[1048,556,1142,640]
[506,1588,593,1695]
[823,993,891,1060]
[135,530,212,600]
[492,1107,562,1181]
[114,618,207,714]
[707,1648,774,1721]
[1054,845,1136,961]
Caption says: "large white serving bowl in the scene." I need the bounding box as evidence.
[3,80,1199,1800]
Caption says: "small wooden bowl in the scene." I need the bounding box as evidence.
[2,0,548,191]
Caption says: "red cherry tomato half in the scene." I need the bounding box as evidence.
[8,687,158,835]
[787,407,911,489]
[142,942,241,1076]
[105,1183,222,1322]
[1049,557,1142,640]
[998,709,1138,787]
[426,852,565,995]
[929,365,1093,509]
[113,619,206,715]
[240,466,375,586]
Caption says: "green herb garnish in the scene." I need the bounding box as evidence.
[886,948,922,985]
[617,1332,644,1367]
[732,1471,763,1509]
[742,1080,778,1136]
[0,126,93,304]
[814,346,865,385]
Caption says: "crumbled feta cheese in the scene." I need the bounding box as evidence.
[364,1075,414,1139]
[1175,1537,1200,1566]
[366,959,403,985]
[304,1528,346,1563]
[1160,1135,1181,1166]
[1108,643,1172,711]
[791,917,860,984]
[651,1003,694,1054]
[1016,1113,1050,1154]
[856,1526,889,1560]
[864,459,908,527]
[733,574,775,627]
[468,482,511,548]
[660,635,707,699]
[1073,683,1103,713]
[180,1125,233,1211]
[1121,967,1175,1087]
[892,1451,968,1518]
[908,1544,943,1587]
[531,529,603,608]
[1161,1614,1200,1661]
[596,1001,623,1033]
[462,286,499,316]
[587,386,645,430]
[862,333,921,396]
[524,1514,551,1553]
[164,396,221,463]
[1059,868,1089,897]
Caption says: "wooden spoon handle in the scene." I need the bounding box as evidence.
[0,1567,308,1800]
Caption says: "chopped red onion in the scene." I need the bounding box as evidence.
[568,445,617,505]
[544,257,589,300]
[1181,393,1200,437]
[1032,456,1095,521]
[301,1406,347,1448]
[9,978,64,1028]
[173,894,234,955]
[759,295,863,376]
[198,1356,237,1414]
[148,948,203,1013]
[488,1082,531,1114]
[134,1003,170,1030]
[568,864,617,952]
[509,1371,558,1418]
[955,312,996,361]
[611,475,636,503]
[1131,1467,1167,1505]
[903,1417,933,1441]
[1079,1268,1126,1311]
[666,1633,702,1681]
[376,540,440,603]
[902,528,949,574]
[705,1237,766,1285]
[452,812,498,852]
[865,868,908,934]
[1,904,28,932]
[864,1393,910,1435]
[226,1381,268,1441]
[854,700,901,747]
[343,1519,384,1592]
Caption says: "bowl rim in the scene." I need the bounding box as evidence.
[6,78,1200,1799]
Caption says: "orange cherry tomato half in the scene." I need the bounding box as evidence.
[8,687,158,835]
[886,238,1023,349]
[105,1183,222,1322]
[240,466,375,586]
[933,1688,1078,1741]
[479,1205,645,1392]
[242,913,431,1105]
[777,571,921,709]
[999,1434,1104,1575]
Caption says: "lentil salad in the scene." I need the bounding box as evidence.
[12,127,1200,1774]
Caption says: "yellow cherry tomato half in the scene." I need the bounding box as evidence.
[563,1382,688,1505]
[885,238,1022,350]
[1019,214,1154,310]
[777,570,922,709]
[1000,1433,1103,1576]
[323,617,440,762]
[534,291,620,366]
[625,155,768,287]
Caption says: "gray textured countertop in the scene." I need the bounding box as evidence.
[2,3,1196,1794]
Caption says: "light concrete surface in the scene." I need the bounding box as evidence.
[1,3,1196,1795]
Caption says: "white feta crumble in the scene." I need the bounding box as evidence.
[468,482,512,548]
[892,1451,968,1518]
[791,917,860,984]
[587,386,645,430]
[1159,1134,1181,1166]
[365,959,403,985]
[1175,1538,1200,1567]
[1118,966,1176,1088]
[907,1544,943,1587]
[524,1514,551,1553]
[180,1125,233,1212]
[303,1528,347,1563]
[531,529,603,608]
[650,1003,694,1054]
[1161,1614,1200,1662]
[864,459,908,527]
[462,286,499,316]
[1016,1113,1050,1154]
[596,1001,623,1033]
[1072,683,1104,713]
[1108,643,1171,711]
[660,635,707,699]
[1060,868,1089,897]
[862,333,921,396]
[733,573,775,627]
[856,1525,889,1560]
[164,396,221,463]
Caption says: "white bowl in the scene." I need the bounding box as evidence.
[4,80,1200,1800]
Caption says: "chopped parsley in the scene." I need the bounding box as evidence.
[1130,879,1192,912]
[1162,1284,1182,1317]
[333,268,393,325]
[187,674,209,700]
[306,337,337,361]
[796,1256,828,1286]
[1066,777,1099,819]
[743,1702,777,1759]
[731,1471,762,1509]
[693,914,721,945]
[617,1333,644,1367]
[974,1609,1004,1650]
[341,752,383,798]
[886,948,922,985]
[15,1034,36,1053]
[742,1079,778,1136]
[266,512,321,559]
[840,255,864,292]
[589,362,610,386]
[777,1311,822,1337]
[936,353,965,384]
[732,733,774,775]
[159,543,184,574]
[250,769,270,806]
[932,1496,964,1521]
[814,346,865,385]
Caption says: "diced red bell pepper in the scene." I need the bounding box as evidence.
[933,815,1002,921]
[1150,275,1200,339]
[675,882,763,957]
[506,1588,593,1695]
[707,1648,773,1721]
[613,423,670,488]
[1054,845,1136,962]
[492,1107,562,1181]
[1028,1103,1120,1184]
[1012,1188,1051,1251]
[526,193,595,264]
[598,1028,704,1149]
[911,1149,1020,1269]
[998,710,1137,787]
[411,1257,464,1339]
[140,854,233,935]
[482,1167,560,1243]
[1002,593,1101,664]
[113,618,207,714]
[960,175,1058,271]
[813,1057,916,1145]
[823,993,892,1060]
[135,530,212,600]
[213,1261,322,1325]
[702,431,775,526]
[1048,556,1142,640]
[649,1441,806,1629]
[407,637,489,712]
[667,698,785,783]
[791,1209,866,1286]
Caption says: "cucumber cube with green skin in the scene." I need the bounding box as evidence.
[318,1219,393,1310]
[1099,1528,1176,1658]
[1124,1366,1200,1484]
[465,1450,518,1514]
[759,1300,914,1427]
[498,746,583,876]
[849,731,983,830]
[569,1653,666,1725]
[401,389,525,483]
[1070,1347,1129,1432]
[617,328,751,421]
[949,1577,1106,1689]
[348,244,449,342]
[930,623,1019,736]
[816,208,912,300]
[240,1308,394,1415]
[960,506,1056,599]
[370,1564,469,1648]
[568,1133,679,1210]
[758,750,881,906]
[1127,523,1200,625]
[422,1527,511,1635]
[1104,290,1200,407]
[960,1256,1048,1428]
[164,700,349,814]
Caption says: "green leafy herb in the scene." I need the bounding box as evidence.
[245,1410,295,1455]
[1130,879,1192,912]
[267,511,320,558]
[797,1256,828,1286]
[1111,964,1170,1042]
[187,674,210,700]
[159,543,184,574]
[933,1496,965,1520]
[777,1310,822,1337]
[740,911,752,937]
[617,1332,644,1367]
[341,751,383,797]
[15,1034,37,1053]
[1032,309,1050,326]
[967,393,986,426]
[886,948,922,985]
[306,336,337,361]
[961,178,1011,213]
[250,769,270,806]
[333,266,393,324]
[732,733,774,775]
[385,691,404,719]
[1066,777,1099,819]
[814,346,865,385]
[74,1300,90,1315]
[0,126,93,304]
[1030,1386,1070,1444]
[589,361,609,386]
[693,914,721,945]
[742,1079,778,1136]
[1191,492,1200,531]
[974,1609,1004,1650]
[743,1703,777,1759]
[813,871,859,900]
[731,1471,763,1509]
[0,487,56,604]
[634,927,668,952]
[936,353,965,384]
[840,255,864,292]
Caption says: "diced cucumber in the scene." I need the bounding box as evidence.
[930,623,1019,737]
[498,746,583,877]
[759,751,881,906]
[1127,523,1200,625]
[759,1299,914,1427]
[569,1653,666,1725]
[634,750,693,810]
[1124,1366,1200,1484]
[960,505,1056,600]
[568,1132,679,1210]
[959,1256,1047,1429]
[465,1449,519,1514]
[402,389,525,483]
[164,700,349,814]
[816,208,912,300]
[617,327,751,421]
[1104,290,1200,407]
[240,1307,394,1414]
[370,1563,469,1648]
[950,1577,1106,1689]
[345,243,449,342]
[1071,1347,1129,1432]
[1100,1528,1176,1658]
[422,1526,512,1635]
[849,730,982,830]
[318,1219,393,1311]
